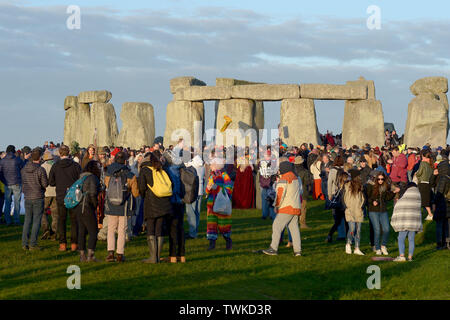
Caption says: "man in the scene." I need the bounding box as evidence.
[21,148,48,250]
[389,146,408,194]
[49,145,81,251]
[41,150,58,240]
[258,149,277,220]
[294,156,313,229]
[0,145,27,226]
[185,152,205,239]
[359,158,371,185]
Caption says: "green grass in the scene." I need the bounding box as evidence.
[0,199,449,300]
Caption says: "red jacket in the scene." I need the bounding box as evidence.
[390,153,408,183]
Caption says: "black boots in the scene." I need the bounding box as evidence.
[157,236,164,262]
[224,236,232,250]
[143,236,157,263]
[207,239,216,251]
[87,249,100,262]
[79,250,87,262]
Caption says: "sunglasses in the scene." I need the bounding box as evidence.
[377,178,385,181]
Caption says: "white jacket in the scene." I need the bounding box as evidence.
[310,161,322,180]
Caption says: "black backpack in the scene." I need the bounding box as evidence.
[180,166,199,204]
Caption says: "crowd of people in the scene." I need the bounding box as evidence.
[0,129,449,264]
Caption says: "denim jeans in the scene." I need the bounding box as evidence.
[185,195,201,238]
[369,211,390,250]
[261,187,275,220]
[347,222,362,248]
[22,199,44,247]
[398,231,416,256]
[435,218,449,245]
[132,196,144,236]
[4,184,22,225]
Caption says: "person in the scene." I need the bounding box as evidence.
[205,157,234,251]
[185,153,205,239]
[385,130,391,147]
[343,169,365,255]
[262,161,303,256]
[163,150,186,263]
[139,152,173,263]
[258,150,277,220]
[407,148,418,182]
[310,156,324,200]
[0,179,4,224]
[40,150,58,240]
[430,156,450,250]
[48,144,81,251]
[232,155,255,209]
[0,145,26,226]
[293,155,313,228]
[366,172,399,255]
[359,158,371,185]
[21,148,48,250]
[389,146,408,197]
[327,155,347,240]
[320,154,332,206]
[415,150,434,221]
[81,144,96,170]
[104,151,139,262]
[390,182,423,261]
[76,160,101,262]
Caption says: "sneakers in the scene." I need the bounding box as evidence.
[425,215,433,221]
[71,243,78,252]
[407,256,413,262]
[353,248,365,255]
[372,246,377,252]
[262,247,278,256]
[375,249,382,255]
[393,256,407,262]
[59,243,67,251]
[22,245,29,251]
[325,235,332,243]
[293,252,302,257]
[345,244,352,254]
[381,246,389,255]
[41,230,50,240]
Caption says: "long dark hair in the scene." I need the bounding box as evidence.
[83,160,101,179]
[372,172,390,197]
[149,152,162,171]
[349,175,362,196]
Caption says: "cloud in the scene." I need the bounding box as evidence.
[0,2,449,148]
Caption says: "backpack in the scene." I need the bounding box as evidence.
[180,166,199,204]
[64,175,89,209]
[106,170,130,206]
[145,166,173,197]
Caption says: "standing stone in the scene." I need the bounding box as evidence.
[64,105,78,146]
[64,98,92,148]
[77,103,92,148]
[90,103,119,147]
[215,99,256,147]
[163,100,204,147]
[404,94,448,148]
[342,100,385,148]
[253,101,265,142]
[116,102,155,149]
[280,99,319,146]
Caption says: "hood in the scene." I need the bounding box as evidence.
[107,162,129,174]
[437,161,450,176]
[186,155,204,168]
[5,153,16,160]
[59,158,75,168]
[23,162,40,174]
[80,172,92,178]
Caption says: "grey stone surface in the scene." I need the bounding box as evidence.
[78,90,112,103]
[300,84,367,100]
[215,99,256,147]
[164,100,204,147]
[174,86,232,101]
[280,99,320,146]
[90,103,119,147]
[346,76,376,100]
[116,102,155,149]
[64,96,78,110]
[215,78,263,87]
[342,99,385,148]
[64,102,92,148]
[253,101,265,141]
[170,76,206,94]
[231,84,300,101]
[410,77,448,96]
[404,94,448,148]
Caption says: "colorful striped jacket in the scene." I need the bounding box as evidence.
[205,170,233,214]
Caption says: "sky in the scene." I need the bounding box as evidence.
[1,0,449,149]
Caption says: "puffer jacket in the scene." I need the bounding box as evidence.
[0,153,25,186]
[164,163,183,204]
[274,171,302,216]
[431,161,450,219]
[49,158,81,203]
[104,162,140,216]
[343,183,365,222]
[21,162,48,200]
[138,161,173,219]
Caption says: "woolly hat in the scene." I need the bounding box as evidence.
[349,168,361,180]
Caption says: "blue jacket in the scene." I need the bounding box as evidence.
[0,153,25,186]
[164,163,183,204]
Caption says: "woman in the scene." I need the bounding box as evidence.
[263,161,303,256]
[81,144,96,170]
[205,158,233,251]
[326,170,349,242]
[232,156,255,209]
[366,172,399,255]
[310,156,324,200]
[343,169,366,255]
[416,151,434,220]
[76,160,101,262]
[139,152,173,263]
[430,160,450,250]
[391,183,423,261]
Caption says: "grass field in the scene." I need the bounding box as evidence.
[0,199,448,300]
